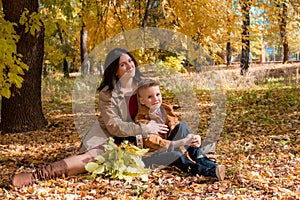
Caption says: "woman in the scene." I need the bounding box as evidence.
[12,48,169,187]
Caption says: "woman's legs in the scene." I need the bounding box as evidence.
[12,148,102,187]
[64,148,100,175]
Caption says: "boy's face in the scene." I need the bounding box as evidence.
[139,85,162,109]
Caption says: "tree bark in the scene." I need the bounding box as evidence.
[142,0,153,27]
[240,0,251,76]
[80,24,89,74]
[1,0,47,133]
[63,58,69,77]
[57,23,70,77]
[280,1,289,63]
[226,42,232,66]
[80,0,89,74]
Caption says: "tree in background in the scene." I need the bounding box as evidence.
[38,0,300,73]
[41,0,80,77]
[240,0,251,75]
[263,0,299,63]
[278,0,289,63]
[80,0,89,74]
[1,0,47,133]
[223,0,241,66]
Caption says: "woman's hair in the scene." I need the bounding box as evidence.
[98,48,143,91]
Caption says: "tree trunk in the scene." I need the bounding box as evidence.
[79,0,89,74]
[226,42,232,66]
[1,0,47,133]
[280,1,289,63]
[80,23,89,74]
[63,58,69,78]
[240,0,251,75]
[57,23,69,78]
[260,37,266,63]
[142,0,153,27]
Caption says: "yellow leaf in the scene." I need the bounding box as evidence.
[1,87,11,98]
[193,183,207,189]
[27,187,35,194]
[80,191,87,198]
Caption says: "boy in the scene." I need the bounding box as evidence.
[135,79,226,181]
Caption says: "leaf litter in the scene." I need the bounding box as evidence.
[0,83,299,199]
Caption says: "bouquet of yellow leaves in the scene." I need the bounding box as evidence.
[85,137,149,180]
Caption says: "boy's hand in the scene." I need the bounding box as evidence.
[190,134,201,148]
[183,134,195,146]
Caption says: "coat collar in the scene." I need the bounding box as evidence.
[111,81,138,98]
[111,83,124,98]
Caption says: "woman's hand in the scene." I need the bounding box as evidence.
[146,120,169,135]
[190,134,201,148]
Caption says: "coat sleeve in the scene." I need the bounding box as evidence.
[135,105,171,151]
[98,89,149,137]
[162,103,180,133]
[134,105,151,125]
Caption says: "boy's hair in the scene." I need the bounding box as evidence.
[137,79,160,96]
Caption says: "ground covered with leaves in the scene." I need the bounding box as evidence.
[0,71,299,199]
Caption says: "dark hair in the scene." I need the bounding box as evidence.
[98,48,143,91]
[137,79,160,96]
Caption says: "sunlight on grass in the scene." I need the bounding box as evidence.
[42,74,75,104]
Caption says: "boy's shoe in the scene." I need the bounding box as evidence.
[193,163,226,181]
[215,165,226,181]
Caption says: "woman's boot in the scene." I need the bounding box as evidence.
[12,148,102,187]
[12,160,68,187]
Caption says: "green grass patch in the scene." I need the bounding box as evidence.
[42,75,76,103]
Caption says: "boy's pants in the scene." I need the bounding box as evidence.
[142,123,218,177]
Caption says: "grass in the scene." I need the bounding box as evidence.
[40,67,299,153]
[42,74,75,104]
[40,67,299,143]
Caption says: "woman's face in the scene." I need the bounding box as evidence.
[116,53,136,79]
